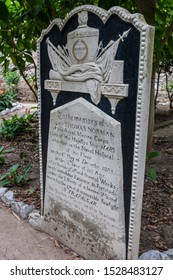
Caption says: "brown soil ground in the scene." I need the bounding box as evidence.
[139,107,173,255]
[0,114,41,208]
[0,105,173,257]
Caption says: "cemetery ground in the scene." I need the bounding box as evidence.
[0,98,173,259]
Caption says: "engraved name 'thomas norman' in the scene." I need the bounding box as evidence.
[44,10,130,115]
[51,111,116,159]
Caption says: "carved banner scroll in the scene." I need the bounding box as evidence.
[44,10,130,114]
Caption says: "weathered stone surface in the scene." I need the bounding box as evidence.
[11,202,36,219]
[1,191,14,206]
[11,201,25,214]
[28,209,40,220]
[29,210,42,231]
[43,98,126,259]
[163,249,173,260]
[0,188,8,199]
[29,216,42,231]
[20,204,35,219]
[139,250,170,260]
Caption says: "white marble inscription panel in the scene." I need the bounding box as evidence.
[44,97,126,259]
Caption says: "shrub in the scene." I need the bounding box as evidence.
[0,90,14,111]
[4,70,20,86]
[0,164,32,187]
[0,112,34,140]
[0,76,18,111]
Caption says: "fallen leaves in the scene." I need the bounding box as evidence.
[155,242,168,251]
[147,224,158,231]
[50,238,84,260]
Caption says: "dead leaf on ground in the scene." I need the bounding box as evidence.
[153,235,160,242]
[147,224,158,230]
[155,242,168,250]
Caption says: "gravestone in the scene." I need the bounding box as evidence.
[37,5,155,259]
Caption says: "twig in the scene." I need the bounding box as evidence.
[154,119,173,130]
[11,211,20,220]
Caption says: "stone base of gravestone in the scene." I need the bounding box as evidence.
[41,98,126,260]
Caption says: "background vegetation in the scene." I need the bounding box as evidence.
[0,0,173,149]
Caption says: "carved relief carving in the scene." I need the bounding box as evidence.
[44,11,130,114]
[72,39,88,63]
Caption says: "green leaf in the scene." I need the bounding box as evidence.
[17,174,24,184]
[5,0,11,7]
[0,156,5,164]
[9,164,19,172]
[156,8,166,23]
[0,56,5,63]
[0,171,11,180]
[0,146,4,153]
[147,167,157,181]
[16,39,25,52]
[24,54,34,64]
[4,59,10,73]
[10,56,18,67]
[24,164,32,174]
[3,148,14,153]
[147,151,161,160]
[28,187,36,194]
[0,179,11,187]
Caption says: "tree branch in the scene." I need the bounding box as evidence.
[10,37,38,101]
[162,22,173,47]
[136,0,156,24]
